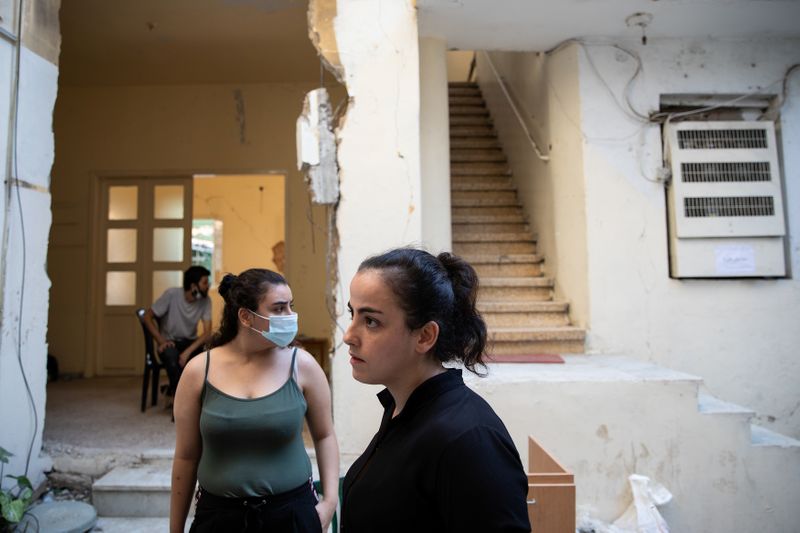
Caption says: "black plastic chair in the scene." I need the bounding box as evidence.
[136,307,163,412]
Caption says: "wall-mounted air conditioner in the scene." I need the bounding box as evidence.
[665,121,787,278]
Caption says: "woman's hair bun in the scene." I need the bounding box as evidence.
[218,273,237,300]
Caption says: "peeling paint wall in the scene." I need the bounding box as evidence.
[576,38,800,439]
[0,0,60,490]
[311,0,422,455]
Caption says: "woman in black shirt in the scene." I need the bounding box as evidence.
[341,248,531,532]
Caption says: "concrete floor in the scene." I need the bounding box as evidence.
[44,376,176,453]
[43,375,314,456]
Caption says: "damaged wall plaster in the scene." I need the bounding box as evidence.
[307,0,423,456]
[307,0,344,85]
[297,87,338,204]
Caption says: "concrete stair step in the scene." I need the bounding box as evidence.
[452,197,520,207]
[478,277,553,301]
[489,326,586,343]
[452,206,525,218]
[448,87,481,97]
[451,163,510,175]
[450,106,489,116]
[450,149,506,163]
[454,240,537,255]
[452,212,526,223]
[93,462,171,517]
[452,231,534,243]
[698,392,756,418]
[450,115,492,126]
[488,327,586,355]
[453,222,529,233]
[465,254,544,277]
[750,425,800,448]
[461,253,542,266]
[483,304,571,327]
[450,125,495,137]
[449,81,478,88]
[93,517,180,533]
[451,178,515,191]
[449,96,485,106]
[450,137,499,149]
[452,190,518,203]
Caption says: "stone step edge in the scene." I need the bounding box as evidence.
[461,253,543,264]
[478,301,568,312]
[489,327,586,340]
[750,425,800,448]
[481,277,553,287]
[698,392,756,416]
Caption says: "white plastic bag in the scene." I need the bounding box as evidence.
[611,474,672,533]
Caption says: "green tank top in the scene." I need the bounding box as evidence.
[196,348,312,497]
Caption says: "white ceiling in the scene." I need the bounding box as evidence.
[59,0,329,86]
[417,0,800,51]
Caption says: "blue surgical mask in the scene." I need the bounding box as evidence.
[249,311,298,348]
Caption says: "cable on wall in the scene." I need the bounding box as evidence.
[5,0,39,478]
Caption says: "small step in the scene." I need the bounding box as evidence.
[452,212,526,224]
[480,301,570,327]
[454,222,530,234]
[455,241,537,256]
[750,425,800,448]
[451,177,515,191]
[449,81,478,88]
[452,205,525,217]
[448,87,481,97]
[451,137,499,149]
[452,231,534,243]
[450,115,492,126]
[452,197,519,208]
[463,253,543,277]
[449,96,484,107]
[488,326,586,355]
[451,162,510,175]
[450,125,495,137]
[452,190,518,204]
[698,392,756,417]
[93,462,171,518]
[450,149,506,163]
[489,326,586,342]
[450,106,489,116]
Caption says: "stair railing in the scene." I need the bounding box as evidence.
[480,51,550,162]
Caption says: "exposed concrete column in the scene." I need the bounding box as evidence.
[309,0,422,456]
[0,0,60,490]
[419,37,451,253]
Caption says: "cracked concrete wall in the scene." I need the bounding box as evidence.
[577,38,800,439]
[0,0,60,490]
[307,0,422,455]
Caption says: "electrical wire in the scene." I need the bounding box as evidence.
[7,0,39,478]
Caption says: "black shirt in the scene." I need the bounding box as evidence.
[341,369,531,533]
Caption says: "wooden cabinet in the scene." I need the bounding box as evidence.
[527,436,575,533]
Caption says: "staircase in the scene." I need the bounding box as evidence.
[448,81,585,356]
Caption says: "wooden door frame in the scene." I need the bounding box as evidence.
[84,168,288,377]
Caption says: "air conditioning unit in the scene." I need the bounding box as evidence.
[664,121,787,278]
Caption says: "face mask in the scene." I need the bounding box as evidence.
[249,311,298,348]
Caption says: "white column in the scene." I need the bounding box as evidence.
[328,0,423,456]
[419,37,451,253]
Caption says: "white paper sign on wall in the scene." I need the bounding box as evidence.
[714,244,756,275]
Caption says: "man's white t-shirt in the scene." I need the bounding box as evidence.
[151,287,212,341]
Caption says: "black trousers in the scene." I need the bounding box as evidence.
[159,338,203,395]
[189,482,322,533]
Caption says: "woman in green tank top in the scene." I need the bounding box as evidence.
[170,269,340,533]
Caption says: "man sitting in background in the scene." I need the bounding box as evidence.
[144,265,212,395]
